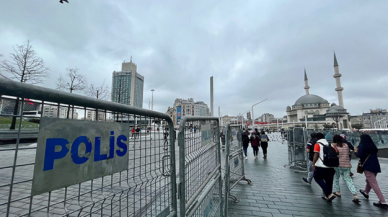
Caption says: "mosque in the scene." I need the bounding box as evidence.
[286,53,349,130]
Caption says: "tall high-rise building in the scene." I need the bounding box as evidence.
[111,58,144,108]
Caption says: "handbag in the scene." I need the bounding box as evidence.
[357,154,371,174]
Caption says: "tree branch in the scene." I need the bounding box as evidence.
[0,40,50,84]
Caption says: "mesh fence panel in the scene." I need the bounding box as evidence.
[0,86,177,217]
[178,118,222,217]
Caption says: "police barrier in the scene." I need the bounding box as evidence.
[223,124,251,216]
[0,79,177,217]
[286,129,294,165]
[284,127,308,172]
[178,117,223,217]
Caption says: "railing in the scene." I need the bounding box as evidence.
[284,127,308,173]
[223,124,251,216]
[0,78,177,217]
[177,116,222,217]
[0,78,259,217]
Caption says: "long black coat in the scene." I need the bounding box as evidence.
[242,132,249,147]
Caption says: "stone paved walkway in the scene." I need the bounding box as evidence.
[228,136,388,217]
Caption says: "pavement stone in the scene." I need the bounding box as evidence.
[227,132,388,217]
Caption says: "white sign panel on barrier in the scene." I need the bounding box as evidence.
[31,118,129,196]
[202,196,213,217]
[201,124,212,147]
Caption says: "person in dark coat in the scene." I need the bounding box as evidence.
[220,131,226,151]
[242,129,250,159]
[260,131,269,159]
[356,134,387,209]
[163,128,169,149]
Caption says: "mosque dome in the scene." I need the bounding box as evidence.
[326,103,347,114]
[294,94,328,106]
[286,106,291,111]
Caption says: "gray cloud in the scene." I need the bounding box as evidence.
[1,0,387,118]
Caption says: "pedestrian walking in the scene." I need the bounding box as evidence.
[220,131,226,151]
[356,134,388,209]
[302,132,318,185]
[135,127,140,139]
[331,135,360,203]
[313,132,338,202]
[341,134,355,177]
[282,131,288,144]
[255,128,260,153]
[250,131,260,160]
[242,129,250,159]
[131,127,135,138]
[260,131,269,159]
[163,128,169,150]
[194,126,197,133]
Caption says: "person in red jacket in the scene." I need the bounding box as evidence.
[131,127,135,138]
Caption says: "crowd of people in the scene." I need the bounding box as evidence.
[241,128,270,159]
[239,128,387,209]
[301,132,388,209]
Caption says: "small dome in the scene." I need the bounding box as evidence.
[286,106,291,111]
[294,94,328,105]
[326,104,348,116]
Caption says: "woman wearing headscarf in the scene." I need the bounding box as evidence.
[355,134,388,209]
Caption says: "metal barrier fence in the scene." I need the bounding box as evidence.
[0,79,177,217]
[178,117,223,217]
[223,124,251,216]
[284,128,308,172]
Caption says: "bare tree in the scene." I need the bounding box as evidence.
[85,80,110,100]
[0,41,50,84]
[57,67,86,118]
[85,80,110,120]
[0,40,50,129]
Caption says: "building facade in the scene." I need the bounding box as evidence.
[86,110,106,121]
[111,59,144,108]
[171,98,210,126]
[222,115,238,126]
[0,97,41,115]
[260,113,275,123]
[42,105,78,119]
[360,109,388,129]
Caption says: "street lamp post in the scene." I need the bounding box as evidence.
[251,99,268,129]
[151,89,154,111]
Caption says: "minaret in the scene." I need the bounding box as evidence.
[304,68,310,95]
[333,53,344,107]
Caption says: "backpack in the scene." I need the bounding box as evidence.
[260,134,268,142]
[318,142,339,167]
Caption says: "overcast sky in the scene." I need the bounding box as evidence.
[1,0,387,118]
